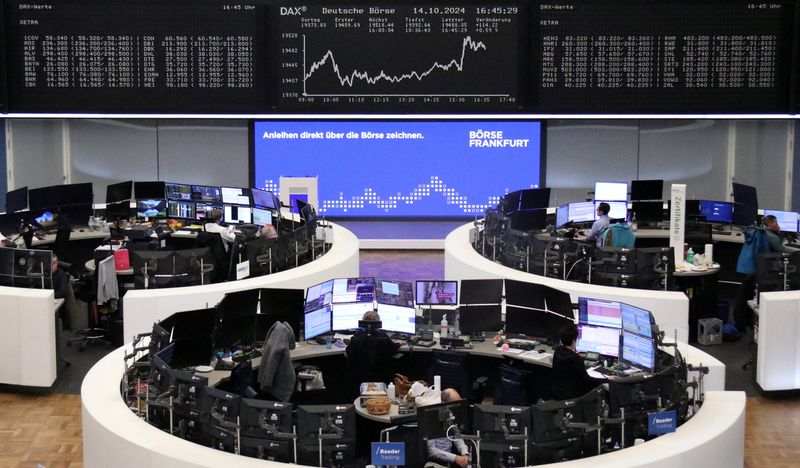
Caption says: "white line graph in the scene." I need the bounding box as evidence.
[301,35,510,97]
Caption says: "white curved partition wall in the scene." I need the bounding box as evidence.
[0,286,57,387]
[445,223,691,343]
[82,341,741,468]
[122,222,359,341]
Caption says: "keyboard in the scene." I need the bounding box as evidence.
[413,338,436,347]
[594,366,624,377]
[787,242,800,249]
[714,231,733,236]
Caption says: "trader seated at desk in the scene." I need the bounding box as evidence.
[425,388,470,468]
[763,214,791,253]
[202,208,236,248]
[345,310,401,395]
[261,223,278,240]
[581,202,611,247]
[552,324,612,400]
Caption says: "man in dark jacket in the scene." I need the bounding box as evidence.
[551,324,610,400]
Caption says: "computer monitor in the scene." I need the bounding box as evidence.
[59,183,94,206]
[698,200,733,224]
[105,200,132,220]
[194,202,223,220]
[136,199,167,218]
[530,397,589,463]
[417,399,469,441]
[252,207,273,227]
[619,330,656,373]
[239,399,294,438]
[593,247,637,274]
[556,204,570,228]
[501,190,522,214]
[631,201,663,223]
[331,277,375,303]
[620,302,654,338]
[519,188,551,210]
[169,308,217,342]
[764,209,799,234]
[459,279,503,305]
[577,297,622,329]
[251,188,277,209]
[294,198,310,217]
[240,437,293,462]
[376,303,416,335]
[134,181,166,200]
[221,186,252,205]
[594,181,627,201]
[544,287,575,320]
[509,208,548,231]
[596,201,628,220]
[576,324,620,357]
[200,387,241,426]
[565,201,596,224]
[105,181,133,204]
[630,180,663,201]
[732,182,758,211]
[473,404,532,438]
[213,290,260,349]
[150,321,172,353]
[28,186,58,211]
[459,304,502,335]
[58,203,93,226]
[6,186,28,212]
[224,205,252,224]
[304,304,332,340]
[376,279,414,307]
[296,404,356,442]
[167,200,196,219]
[165,182,193,201]
[259,288,304,340]
[149,353,173,396]
[331,302,373,331]
[191,185,223,204]
[305,279,334,312]
[505,306,572,343]
[415,280,458,306]
[170,370,208,407]
[11,248,53,289]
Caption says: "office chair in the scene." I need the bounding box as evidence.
[21,229,34,249]
[53,225,71,258]
[69,256,113,351]
[194,231,228,283]
[495,363,533,405]
[429,349,487,402]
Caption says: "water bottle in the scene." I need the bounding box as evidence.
[387,382,395,402]
[440,315,448,337]
[687,247,694,264]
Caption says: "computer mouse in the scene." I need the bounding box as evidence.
[537,349,545,353]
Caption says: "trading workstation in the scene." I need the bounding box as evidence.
[101,275,725,468]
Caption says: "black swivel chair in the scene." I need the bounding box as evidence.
[21,229,34,249]
[429,349,487,402]
[194,231,228,283]
[53,226,72,263]
[69,255,113,351]
[495,363,533,405]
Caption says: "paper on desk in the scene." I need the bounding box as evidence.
[498,348,524,355]
[520,350,552,361]
[334,333,353,340]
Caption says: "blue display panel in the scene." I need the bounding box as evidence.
[252,121,542,217]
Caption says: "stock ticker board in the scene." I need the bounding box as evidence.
[0,0,797,113]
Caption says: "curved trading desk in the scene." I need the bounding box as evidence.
[82,338,739,468]
[122,222,359,341]
[445,223,692,343]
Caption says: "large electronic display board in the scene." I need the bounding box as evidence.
[252,120,543,217]
[5,0,269,112]
[273,1,527,112]
[533,0,794,113]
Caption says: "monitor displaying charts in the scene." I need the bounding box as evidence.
[221,186,252,205]
[596,201,628,220]
[304,305,331,340]
[252,207,273,227]
[620,330,656,373]
[332,301,374,331]
[332,277,375,304]
[576,324,620,358]
[620,302,653,338]
[377,303,416,335]
[578,297,622,329]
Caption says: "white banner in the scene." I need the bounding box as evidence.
[669,184,687,266]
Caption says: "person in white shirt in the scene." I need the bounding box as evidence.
[585,202,611,247]
[203,209,236,247]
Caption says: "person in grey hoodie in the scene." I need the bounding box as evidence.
[257,321,296,401]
